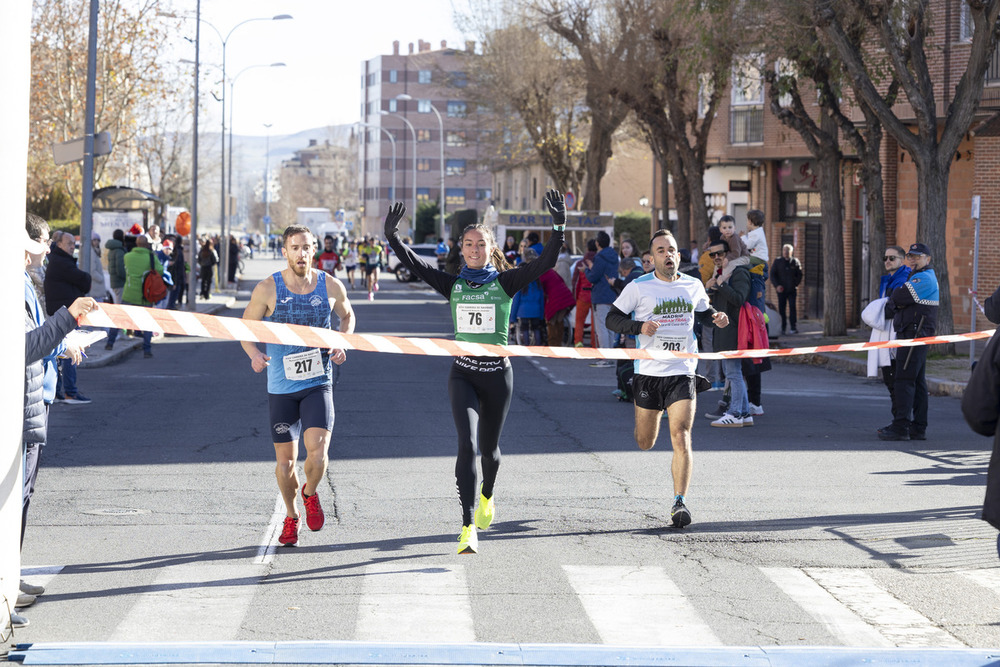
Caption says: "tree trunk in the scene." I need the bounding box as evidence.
[581,120,613,211]
[819,116,846,335]
[864,167,887,302]
[914,152,954,338]
[667,142,692,244]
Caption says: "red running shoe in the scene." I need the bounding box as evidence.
[278,516,299,545]
[301,483,325,531]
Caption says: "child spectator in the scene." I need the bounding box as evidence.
[743,209,769,262]
[716,215,750,284]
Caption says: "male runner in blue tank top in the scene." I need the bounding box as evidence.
[241,225,355,546]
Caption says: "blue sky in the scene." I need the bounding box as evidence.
[169,0,470,136]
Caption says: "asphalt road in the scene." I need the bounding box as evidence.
[15,256,1000,654]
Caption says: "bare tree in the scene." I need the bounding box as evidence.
[29,0,174,211]
[461,19,588,198]
[816,0,1000,336]
[606,0,741,249]
[533,0,632,211]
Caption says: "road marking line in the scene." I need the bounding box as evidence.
[254,495,287,565]
[761,567,891,647]
[356,563,474,642]
[109,561,263,642]
[958,568,1000,596]
[806,568,965,647]
[20,564,63,590]
[562,565,721,646]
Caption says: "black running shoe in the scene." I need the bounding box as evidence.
[671,498,692,528]
[877,426,909,441]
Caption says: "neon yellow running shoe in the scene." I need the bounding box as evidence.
[474,484,495,530]
[457,524,478,554]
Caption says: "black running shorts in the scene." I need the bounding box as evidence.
[632,374,703,411]
[267,384,333,443]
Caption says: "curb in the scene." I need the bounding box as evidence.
[775,352,967,398]
[80,299,235,369]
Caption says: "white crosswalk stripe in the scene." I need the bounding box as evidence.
[30,560,993,647]
[108,561,265,642]
[803,568,965,648]
[762,567,892,647]
[562,565,721,646]
[355,563,475,642]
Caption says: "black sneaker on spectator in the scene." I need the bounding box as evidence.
[62,393,91,405]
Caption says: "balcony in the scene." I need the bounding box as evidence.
[730,105,764,144]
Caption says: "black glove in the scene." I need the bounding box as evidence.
[384,202,406,239]
[543,189,566,227]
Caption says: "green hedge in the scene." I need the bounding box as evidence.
[614,211,652,250]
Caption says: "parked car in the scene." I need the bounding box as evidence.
[387,243,439,282]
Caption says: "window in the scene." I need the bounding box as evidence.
[774,58,796,109]
[388,69,398,83]
[446,188,466,207]
[418,99,432,113]
[476,189,492,201]
[780,191,823,219]
[446,159,466,176]
[366,73,376,86]
[450,71,468,88]
[417,158,431,172]
[388,99,397,113]
[417,129,432,142]
[447,101,467,118]
[961,3,973,41]
[418,69,432,84]
[416,188,430,202]
[446,131,466,147]
[730,53,764,144]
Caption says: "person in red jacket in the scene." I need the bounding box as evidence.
[572,239,598,347]
[540,264,575,346]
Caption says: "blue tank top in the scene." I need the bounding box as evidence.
[265,271,332,394]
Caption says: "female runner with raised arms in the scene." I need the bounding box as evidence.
[384,190,566,554]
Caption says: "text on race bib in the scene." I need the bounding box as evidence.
[456,303,496,334]
[282,348,325,381]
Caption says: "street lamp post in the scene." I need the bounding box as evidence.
[201,13,292,290]
[228,62,285,245]
[397,94,445,240]
[263,123,272,240]
[357,121,396,205]
[379,111,417,231]
[429,103,445,240]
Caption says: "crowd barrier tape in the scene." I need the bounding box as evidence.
[81,303,996,362]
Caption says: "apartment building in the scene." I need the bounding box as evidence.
[358,40,493,239]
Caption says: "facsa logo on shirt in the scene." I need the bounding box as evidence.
[310,295,325,308]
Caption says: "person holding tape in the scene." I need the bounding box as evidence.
[241,225,355,546]
[605,230,728,529]
[384,190,566,554]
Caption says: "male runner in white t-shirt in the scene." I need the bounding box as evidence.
[606,230,729,528]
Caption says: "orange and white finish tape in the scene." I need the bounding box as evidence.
[81,303,995,362]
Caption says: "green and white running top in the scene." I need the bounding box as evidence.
[450,279,512,345]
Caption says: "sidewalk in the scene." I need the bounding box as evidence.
[770,318,975,398]
[78,290,238,369]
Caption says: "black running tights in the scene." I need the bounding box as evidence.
[448,362,514,526]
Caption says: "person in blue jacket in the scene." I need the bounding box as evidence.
[878,243,938,441]
[583,231,619,365]
[509,248,546,345]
